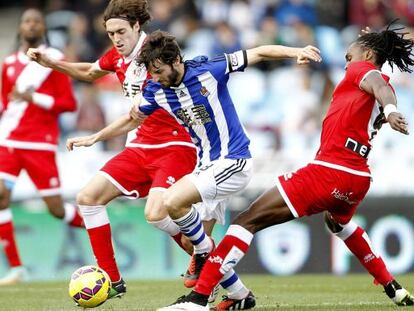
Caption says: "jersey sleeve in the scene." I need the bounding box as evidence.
[346,61,378,87]
[139,82,160,115]
[209,50,248,81]
[97,47,117,72]
[1,62,9,112]
[48,71,77,114]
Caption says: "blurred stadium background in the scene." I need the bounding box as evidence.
[1,0,414,282]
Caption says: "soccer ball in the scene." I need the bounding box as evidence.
[69,265,111,308]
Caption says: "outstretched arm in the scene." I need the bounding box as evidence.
[66,114,142,151]
[246,45,322,66]
[360,71,409,135]
[27,48,107,82]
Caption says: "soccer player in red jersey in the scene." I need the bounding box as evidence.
[0,8,81,285]
[157,25,414,310]
[28,1,255,306]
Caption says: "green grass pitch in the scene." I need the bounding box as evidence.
[1,274,413,310]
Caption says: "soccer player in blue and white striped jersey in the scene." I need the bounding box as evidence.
[129,31,321,311]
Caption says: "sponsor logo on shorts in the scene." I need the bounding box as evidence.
[331,188,357,205]
[284,172,293,181]
[49,177,59,188]
[166,176,176,185]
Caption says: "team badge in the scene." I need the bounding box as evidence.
[200,86,210,97]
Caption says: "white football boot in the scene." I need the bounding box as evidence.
[0,266,28,286]
[157,292,209,311]
[384,280,414,306]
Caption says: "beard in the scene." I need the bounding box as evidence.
[161,67,180,88]
[23,34,42,46]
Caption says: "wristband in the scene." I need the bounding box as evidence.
[384,104,398,119]
[32,92,54,109]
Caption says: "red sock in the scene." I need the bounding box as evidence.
[0,221,22,267]
[87,224,120,282]
[69,211,84,228]
[344,226,393,285]
[172,233,193,255]
[195,234,250,296]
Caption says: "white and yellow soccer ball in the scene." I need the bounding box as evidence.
[69,265,111,308]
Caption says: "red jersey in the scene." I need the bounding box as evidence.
[314,61,391,175]
[96,32,193,149]
[0,47,76,151]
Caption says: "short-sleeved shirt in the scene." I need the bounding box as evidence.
[96,32,193,149]
[314,61,391,175]
[139,51,251,165]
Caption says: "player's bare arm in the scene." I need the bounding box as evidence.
[27,48,107,82]
[66,114,140,151]
[360,71,409,135]
[129,96,148,123]
[246,45,322,66]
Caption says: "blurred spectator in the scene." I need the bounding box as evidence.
[44,0,76,50]
[75,84,106,134]
[199,0,228,26]
[348,0,387,29]
[388,0,414,25]
[211,22,242,56]
[65,13,95,62]
[273,0,317,26]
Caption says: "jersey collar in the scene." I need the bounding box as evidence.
[124,31,147,64]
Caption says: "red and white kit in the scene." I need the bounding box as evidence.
[277,61,390,224]
[94,32,197,198]
[0,47,76,195]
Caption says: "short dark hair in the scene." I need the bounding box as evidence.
[103,0,151,28]
[137,30,183,68]
[356,21,414,73]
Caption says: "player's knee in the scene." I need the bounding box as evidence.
[162,191,181,216]
[76,189,101,206]
[0,186,10,209]
[47,204,64,218]
[144,205,166,222]
[233,209,256,233]
[324,212,343,233]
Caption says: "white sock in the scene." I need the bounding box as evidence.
[174,207,212,254]
[334,220,358,240]
[220,269,249,299]
[148,216,180,236]
[0,208,12,224]
[63,202,76,223]
[78,205,109,229]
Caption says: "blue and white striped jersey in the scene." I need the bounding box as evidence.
[139,50,251,165]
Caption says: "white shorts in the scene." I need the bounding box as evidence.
[187,158,253,224]
[194,199,228,225]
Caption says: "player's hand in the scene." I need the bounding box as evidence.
[66,135,97,151]
[387,112,409,135]
[27,48,54,67]
[9,87,33,102]
[297,45,322,65]
[359,26,371,37]
[129,94,146,121]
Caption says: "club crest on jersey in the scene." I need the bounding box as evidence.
[133,64,145,76]
[200,86,210,97]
